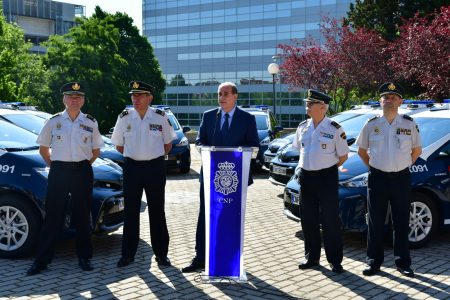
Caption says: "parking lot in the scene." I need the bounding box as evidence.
[1,146,449,300]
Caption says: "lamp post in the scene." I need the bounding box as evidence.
[267,63,279,119]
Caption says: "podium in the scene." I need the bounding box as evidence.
[200,146,256,283]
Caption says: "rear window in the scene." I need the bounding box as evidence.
[167,114,180,131]
[254,115,268,130]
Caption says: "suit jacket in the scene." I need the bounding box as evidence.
[196,107,260,184]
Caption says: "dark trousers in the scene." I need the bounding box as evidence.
[366,167,411,268]
[299,165,343,265]
[194,181,206,262]
[121,157,169,259]
[35,160,93,265]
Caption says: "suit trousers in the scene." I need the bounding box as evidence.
[366,167,411,268]
[298,165,343,265]
[121,157,169,259]
[35,160,93,264]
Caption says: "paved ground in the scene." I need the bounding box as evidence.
[1,146,449,300]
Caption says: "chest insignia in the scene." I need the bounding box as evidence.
[374,127,380,134]
[322,144,327,149]
[56,135,61,140]
[80,124,93,133]
[320,132,334,139]
[149,124,162,131]
[340,132,347,140]
[396,128,411,135]
[56,122,62,129]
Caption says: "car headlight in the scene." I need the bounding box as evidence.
[340,172,368,188]
[260,136,270,146]
[176,136,189,147]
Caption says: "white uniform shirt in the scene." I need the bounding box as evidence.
[293,117,349,171]
[36,110,104,162]
[110,107,176,161]
[356,114,421,172]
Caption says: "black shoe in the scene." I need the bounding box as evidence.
[117,257,135,267]
[397,266,414,278]
[155,256,171,267]
[78,258,94,271]
[362,265,380,276]
[26,262,47,276]
[298,259,320,270]
[331,264,345,273]
[181,257,205,273]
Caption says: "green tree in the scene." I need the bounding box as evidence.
[0,12,50,103]
[346,0,450,40]
[42,7,165,132]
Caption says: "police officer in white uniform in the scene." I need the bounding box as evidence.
[27,82,104,276]
[111,81,176,268]
[293,89,349,273]
[357,83,422,277]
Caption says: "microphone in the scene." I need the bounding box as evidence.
[212,108,221,146]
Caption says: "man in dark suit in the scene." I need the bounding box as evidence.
[181,82,260,273]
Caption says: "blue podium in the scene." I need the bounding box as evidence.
[200,146,256,283]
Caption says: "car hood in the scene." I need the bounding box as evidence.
[338,153,368,181]
[268,138,290,153]
[278,145,299,162]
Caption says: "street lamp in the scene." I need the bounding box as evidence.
[267,62,279,119]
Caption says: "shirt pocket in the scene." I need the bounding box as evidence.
[368,135,384,154]
[51,129,64,146]
[298,133,310,148]
[398,135,412,152]
[318,137,334,154]
[124,132,136,144]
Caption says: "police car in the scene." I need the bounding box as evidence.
[0,120,125,258]
[240,105,283,170]
[263,132,295,169]
[283,103,450,248]
[154,106,191,173]
[0,108,125,168]
[269,101,434,186]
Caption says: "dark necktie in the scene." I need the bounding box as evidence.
[222,113,229,139]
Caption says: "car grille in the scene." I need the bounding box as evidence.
[94,180,122,190]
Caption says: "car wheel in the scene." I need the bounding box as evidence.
[408,191,438,249]
[0,195,41,258]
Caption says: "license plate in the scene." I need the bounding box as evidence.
[118,198,124,210]
[291,193,299,205]
[264,156,272,162]
[272,166,286,175]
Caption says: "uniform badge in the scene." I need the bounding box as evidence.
[213,161,239,195]
[340,132,347,140]
[127,124,131,132]
[322,144,326,149]
[374,127,380,134]
[57,135,61,140]
[56,122,62,129]
[388,83,396,90]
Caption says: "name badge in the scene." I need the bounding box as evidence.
[80,124,93,132]
[396,128,411,135]
[320,132,334,139]
[149,124,162,131]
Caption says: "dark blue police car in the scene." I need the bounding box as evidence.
[283,105,450,248]
[0,120,124,258]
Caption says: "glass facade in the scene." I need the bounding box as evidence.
[143,0,352,128]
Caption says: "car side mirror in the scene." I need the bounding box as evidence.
[347,137,356,146]
[183,126,191,133]
[274,125,283,133]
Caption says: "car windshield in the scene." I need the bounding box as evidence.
[254,115,268,130]
[340,113,378,140]
[167,114,180,130]
[0,120,39,150]
[330,112,363,123]
[415,117,450,148]
[1,113,46,134]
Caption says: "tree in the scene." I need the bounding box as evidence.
[389,6,450,100]
[346,0,450,41]
[42,7,165,132]
[0,12,50,103]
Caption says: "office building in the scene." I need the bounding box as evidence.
[143,0,352,128]
[2,0,85,53]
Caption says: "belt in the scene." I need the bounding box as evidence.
[300,165,337,176]
[125,156,165,163]
[370,166,409,178]
[52,160,90,169]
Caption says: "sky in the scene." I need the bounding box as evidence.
[63,0,143,33]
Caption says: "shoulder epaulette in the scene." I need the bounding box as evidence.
[155,108,165,116]
[50,113,61,119]
[119,109,129,118]
[403,114,413,121]
[298,120,307,127]
[85,114,96,123]
[330,121,341,129]
[368,116,379,122]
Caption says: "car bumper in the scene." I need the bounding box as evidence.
[269,163,295,185]
[93,190,125,232]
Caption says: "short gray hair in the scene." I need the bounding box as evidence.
[218,82,238,94]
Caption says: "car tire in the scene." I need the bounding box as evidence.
[0,195,41,258]
[408,191,438,249]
